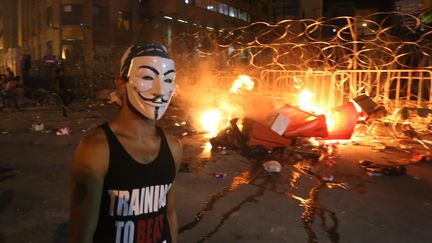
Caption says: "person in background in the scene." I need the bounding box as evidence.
[109,76,124,109]
[69,42,182,243]
[0,74,8,109]
[55,68,73,117]
[3,76,24,111]
[6,67,14,81]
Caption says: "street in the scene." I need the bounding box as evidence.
[0,100,431,243]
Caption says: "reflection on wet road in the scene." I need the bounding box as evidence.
[179,140,362,243]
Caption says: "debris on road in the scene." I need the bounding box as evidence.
[263,160,282,173]
[359,160,406,176]
[56,127,72,136]
[210,118,246,149]
[215,173,227,179]
[242,118,292,149]
[31,123,45,132]
[270,104,328,138]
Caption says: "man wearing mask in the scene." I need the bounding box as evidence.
[70,43,182,243]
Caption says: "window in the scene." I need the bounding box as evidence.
[64,5,72,12]
[117,11,131,31]
[238,10,248,21]
[229,7,237,18]
[46,7,52,27]
[194,0,251,22]
[61,4,83,25]
[219,4,229,15]
[93,5,109,26]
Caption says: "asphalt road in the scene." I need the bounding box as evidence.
[0,100,431,243]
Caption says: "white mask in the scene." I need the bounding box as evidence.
[120,43,175,120]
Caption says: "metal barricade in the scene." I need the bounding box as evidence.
[259,69,432,110]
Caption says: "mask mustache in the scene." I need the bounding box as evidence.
[139,93,169,104]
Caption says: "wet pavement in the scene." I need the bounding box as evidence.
[0,100,431,243]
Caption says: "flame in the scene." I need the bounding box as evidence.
[229,75,254,94]
[297,89,336,134]
[200,109,222,137]
[199,75,254,137]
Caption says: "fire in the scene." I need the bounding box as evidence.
[297,89,326,115]
[199,75,254,137]
[200,109,222,137]
[297,89,336,134]
[229,75,254,94]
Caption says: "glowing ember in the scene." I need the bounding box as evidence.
[229,75,254,94]
[200,109,223,137]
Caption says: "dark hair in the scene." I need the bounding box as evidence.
[13,76,21,81]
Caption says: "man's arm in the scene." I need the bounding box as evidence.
[166,135,183,243]
[69,128,108,243]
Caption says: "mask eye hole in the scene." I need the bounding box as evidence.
[142,76,153,80]
[164,79,173,84]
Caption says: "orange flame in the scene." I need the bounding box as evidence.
[297,89,336,134]
[200,109,222,138]
[199,75,254,137]
[229,75,254,94]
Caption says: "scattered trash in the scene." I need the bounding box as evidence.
[215,173,227,179]
[321,174,334,182]
[263,160,282,173]
[244,118,292,149]
[270,104,328,137]
[210,118,247,149]
[1,131,9,135]
[31,123,45,132]
[401,123,430,149]
[359,160,406,176]
[56,127,72,136]
[241,145,270,160]
[283,145,321,158]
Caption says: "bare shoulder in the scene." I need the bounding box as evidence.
[163,130,183,171]
[72,127,109,177]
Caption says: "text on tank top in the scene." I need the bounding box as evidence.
[93,122,176,243]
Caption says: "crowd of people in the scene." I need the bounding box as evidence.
[0,67,74,116]
[0,67,24,111]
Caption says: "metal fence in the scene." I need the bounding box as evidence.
[258,69,432,110]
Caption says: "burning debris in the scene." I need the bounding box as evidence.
[209,118,246,150]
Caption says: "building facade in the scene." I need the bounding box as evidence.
[0,0,271,89]
[0,0,21,76]
[271,0,323,22]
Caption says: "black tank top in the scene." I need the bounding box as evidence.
[93,122,176,243]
